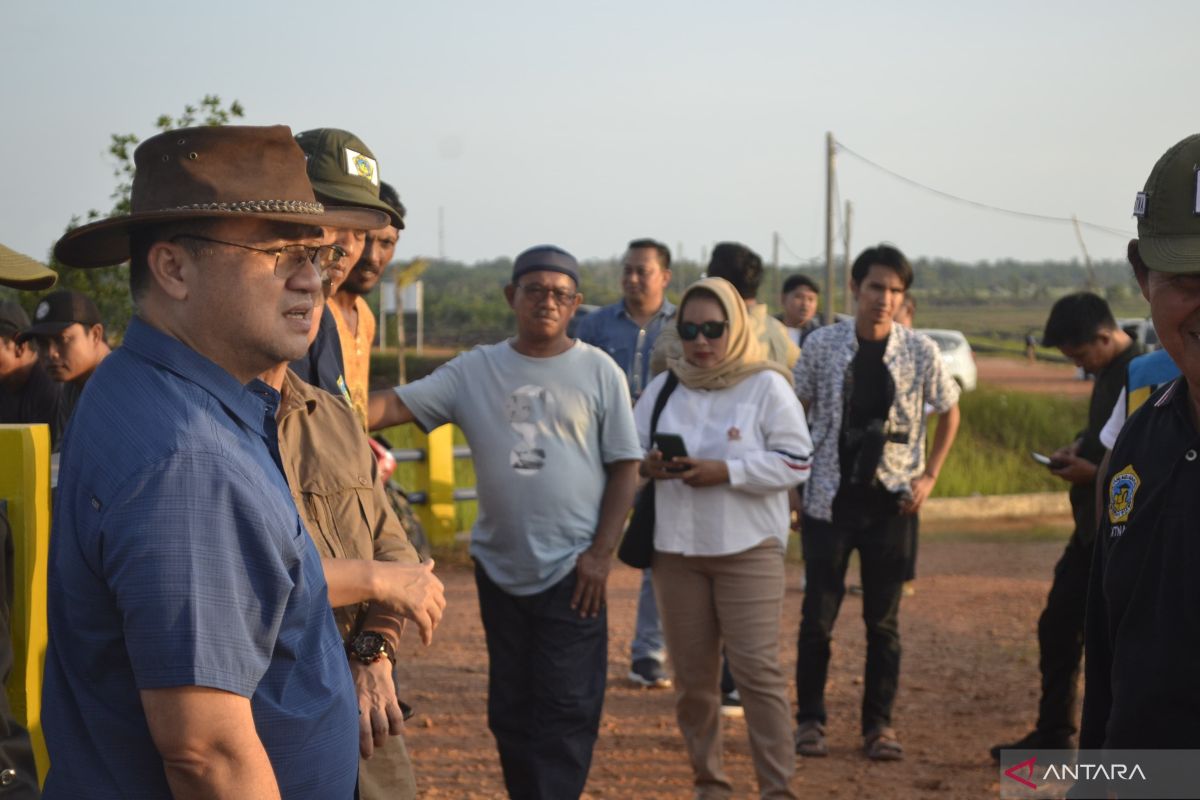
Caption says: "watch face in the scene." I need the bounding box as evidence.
[352,632,387,662]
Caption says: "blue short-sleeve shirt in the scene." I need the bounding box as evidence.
[42,317,358,799]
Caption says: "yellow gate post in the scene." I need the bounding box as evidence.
[417,425,457,546]
[0,424,51,783]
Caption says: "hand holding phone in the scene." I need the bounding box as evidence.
[653,433,689,473]
[1031,451,1064,470]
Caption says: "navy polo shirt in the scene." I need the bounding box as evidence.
[42,317,358,798]
[1082,377,1200,749]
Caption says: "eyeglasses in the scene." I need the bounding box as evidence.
[170,234,347,280]
[518,283,578,306]
[677,320,729,341]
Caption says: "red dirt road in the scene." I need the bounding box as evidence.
[396,520,1072,799]
[975,355,1090,396]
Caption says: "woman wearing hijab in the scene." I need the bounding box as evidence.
[634,277,812,799]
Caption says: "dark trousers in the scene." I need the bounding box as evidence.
[1035,532,1092,738]
[474,563,606,800]
[795,512,909,734]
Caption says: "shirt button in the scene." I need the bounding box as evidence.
[0,769,16,785]
[1187,450,1198,462]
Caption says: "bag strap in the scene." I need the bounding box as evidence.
[649,370,679,438]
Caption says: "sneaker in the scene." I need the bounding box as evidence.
[864,726,904,761]
[989,729,1074,763]
[628,657,672,689]
[794,720,828,757]
[720,690,744,718]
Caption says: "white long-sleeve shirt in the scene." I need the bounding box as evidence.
[633,369,812,556]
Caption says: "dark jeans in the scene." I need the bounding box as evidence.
[1035,532,1092,738]
[796,511,910,735]
[474,563,607,800]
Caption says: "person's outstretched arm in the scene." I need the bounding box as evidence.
[368,388,415,431]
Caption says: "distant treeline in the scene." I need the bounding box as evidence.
[379,255,1138,347]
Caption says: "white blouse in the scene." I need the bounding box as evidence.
[633,369,813,556]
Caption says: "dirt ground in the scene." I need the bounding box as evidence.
[395,516,1074,799]
[975,355,1091,397]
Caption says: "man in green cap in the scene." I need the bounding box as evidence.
[1081,133,1200,751]
[292,128,403,426]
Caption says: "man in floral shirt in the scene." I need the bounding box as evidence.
[792,244,960,762]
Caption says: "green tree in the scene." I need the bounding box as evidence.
[0,96,246,339]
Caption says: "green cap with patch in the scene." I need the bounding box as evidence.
[1135,133,1200,273]
[294,128,403,229]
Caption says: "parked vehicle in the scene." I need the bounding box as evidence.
[917,328,977,392]
[1117,317,1159,352]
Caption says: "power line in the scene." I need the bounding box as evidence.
[834,139,1133,240]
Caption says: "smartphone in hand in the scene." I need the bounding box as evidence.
[653,433,689,473]
[1031,451,1064,469]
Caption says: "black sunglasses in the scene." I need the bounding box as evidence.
[677,320,729,341]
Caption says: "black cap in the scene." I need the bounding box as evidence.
[16,290,102,344]
[0,302,30,339]
[511,245,580,286]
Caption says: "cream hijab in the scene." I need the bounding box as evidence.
[667,277,794,390]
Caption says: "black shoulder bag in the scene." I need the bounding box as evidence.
[617,371,680,569]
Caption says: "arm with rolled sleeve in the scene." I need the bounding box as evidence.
[727,374,813,495]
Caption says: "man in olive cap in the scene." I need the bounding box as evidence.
[292,128,403,427]
[1081,133,1200,752]
[42,124,388,799]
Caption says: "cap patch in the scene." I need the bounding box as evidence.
[1133,192,1148,218]
[345,148,379,187]
[34,301,49,321]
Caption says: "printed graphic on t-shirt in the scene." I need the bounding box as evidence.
[507,384,549,474]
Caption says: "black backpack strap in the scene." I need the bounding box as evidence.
[649,371,679,439]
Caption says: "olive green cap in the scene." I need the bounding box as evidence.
[0,242,57,290]
[294,128,402,229]
[1136,133,1200,273]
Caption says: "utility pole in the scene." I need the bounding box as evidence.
[772,231,780,270]
[1072,215,1095,291]
[438,206,445,260]
[824,132,836,324]
[843,201,853,315]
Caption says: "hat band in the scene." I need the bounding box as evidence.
[168,199,325,214]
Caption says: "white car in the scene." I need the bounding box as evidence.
[917,328,977,392]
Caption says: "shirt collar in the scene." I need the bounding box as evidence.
[618,298,676,322]
[121,316,281,436]
[279,368,321,421]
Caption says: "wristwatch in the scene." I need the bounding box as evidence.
[347,631,396,665]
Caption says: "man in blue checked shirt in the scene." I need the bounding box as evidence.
[575,238,676,690]
[41,125,389,799]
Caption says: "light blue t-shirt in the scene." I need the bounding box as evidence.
[398,340,642,595]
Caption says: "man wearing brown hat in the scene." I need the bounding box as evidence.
[41,125,388,799]
[17,290,111,431]
[1081,133,1200,757]
[292,128,403,428]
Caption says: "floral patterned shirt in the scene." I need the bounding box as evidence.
[793,319,960,522]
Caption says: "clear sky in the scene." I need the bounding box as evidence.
[4,0,1197,268]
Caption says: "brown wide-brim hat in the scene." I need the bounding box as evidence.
[54,125,389,269]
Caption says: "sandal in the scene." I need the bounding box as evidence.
[864,726,904,761]
[794,721,828,757]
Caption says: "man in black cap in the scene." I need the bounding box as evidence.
[369,246,642,799]
[18,290,110,428]
[0,302,66,448]
[0,247,57,799]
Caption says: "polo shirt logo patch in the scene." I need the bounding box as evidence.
[1108,464,1141,525]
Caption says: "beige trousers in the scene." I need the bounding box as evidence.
[653,540,797,800]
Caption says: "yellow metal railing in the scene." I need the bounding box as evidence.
[0,424,51,783]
